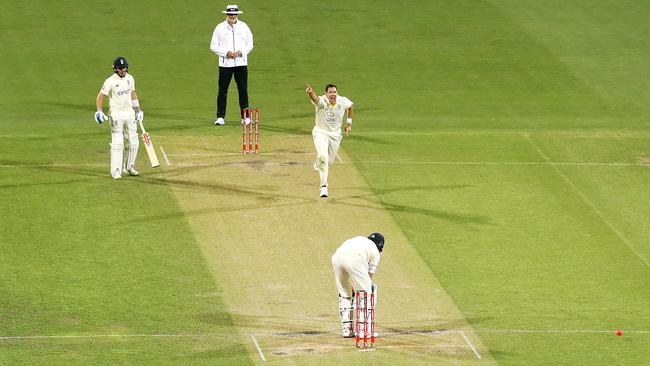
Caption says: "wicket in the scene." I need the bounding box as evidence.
[242,107,260,154]
[354,289,375,348]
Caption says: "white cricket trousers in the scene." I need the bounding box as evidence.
[109,111,138,174]
[331,253,372,298]
[312,129,342,187]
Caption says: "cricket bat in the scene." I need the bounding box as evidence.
[138,120,160,168]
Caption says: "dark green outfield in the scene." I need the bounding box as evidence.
[2,0,649,365]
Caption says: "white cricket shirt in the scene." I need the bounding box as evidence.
[334,236,381,273]
[100,73,136,118]
[313,95,353,137]
[210,19,254,67]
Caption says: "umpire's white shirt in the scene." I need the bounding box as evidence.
[333,236,381,274]
[313,95,353,137]
[210,19,254,67]
[100,73,136,120]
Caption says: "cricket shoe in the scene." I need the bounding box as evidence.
[319,185,328,198]
[354,331,379,338]
[342,328,355,338]
[214,117,225,126]
[126,167,139,176]
[111,168,122,180]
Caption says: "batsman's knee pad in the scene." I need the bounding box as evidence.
[338,295,354,323]
[111,131,124,146]
[127,136,139,149]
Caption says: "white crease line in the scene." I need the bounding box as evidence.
[525,135,650,269]
[264,345,467,350]
[3,328,647,341]
[172,162,306,168]
[0,333,219,340]
[0,164,105,168]
[354,161,637,166]
[159,145,171,166]
[251,335,267,362]
[460,331,482,360]
[170,152,313,157]
[474,329,649,334]
[0,161,641,169]
[0,328,650,340]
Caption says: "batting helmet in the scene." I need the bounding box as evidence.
[113,56,128,73]
[367,232,385,252]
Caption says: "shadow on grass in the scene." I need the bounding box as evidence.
[382,316,493,334]
[223,312,333,335]
[331,185,491,225]
[197,311,239,327]
[14,163,489,226]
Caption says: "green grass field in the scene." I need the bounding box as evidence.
[2,1,649,365]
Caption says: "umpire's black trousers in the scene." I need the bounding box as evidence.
[217,66,248,119]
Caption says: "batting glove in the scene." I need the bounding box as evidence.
[135,110,144,123]
[94,110,108,124]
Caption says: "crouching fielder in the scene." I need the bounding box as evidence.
[95,56,144,179]
[331,232,384,338]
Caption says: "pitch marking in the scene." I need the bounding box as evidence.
[460,331,482,360]
[251,335,267,362]
[3,328,647,340]
[159,145,171,166]
[0,161,641,168]
[525,135,650,269]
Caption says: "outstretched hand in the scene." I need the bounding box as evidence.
[305,84,313,94]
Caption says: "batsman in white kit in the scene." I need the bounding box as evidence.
[94,56,144,179]
[332,233,384,338]
[305,83,353,198]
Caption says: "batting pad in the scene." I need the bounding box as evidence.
[338,295,354,323]
[110,133,124,174]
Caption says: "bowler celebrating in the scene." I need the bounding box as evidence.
[305,83,353,198]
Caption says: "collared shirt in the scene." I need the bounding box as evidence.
[312,95,353,136]
[210,19,254,67]
[100,73,136,116]
[334,236,381,273]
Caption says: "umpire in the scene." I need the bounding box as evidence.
[210,4,254,126]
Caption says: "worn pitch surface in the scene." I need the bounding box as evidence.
[158,134,494,364]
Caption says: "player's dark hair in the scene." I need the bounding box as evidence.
[325,83,337,92]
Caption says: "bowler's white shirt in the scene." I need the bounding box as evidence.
[100,73,136,118]
[334,236,381,273]
[312,95,353,137]
[210,19,254,67]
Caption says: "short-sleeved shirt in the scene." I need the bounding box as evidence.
[334,236,381,273]
[313,95,353,137]
[100,73,135,118]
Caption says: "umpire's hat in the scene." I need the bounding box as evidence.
[223,5,243,14]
